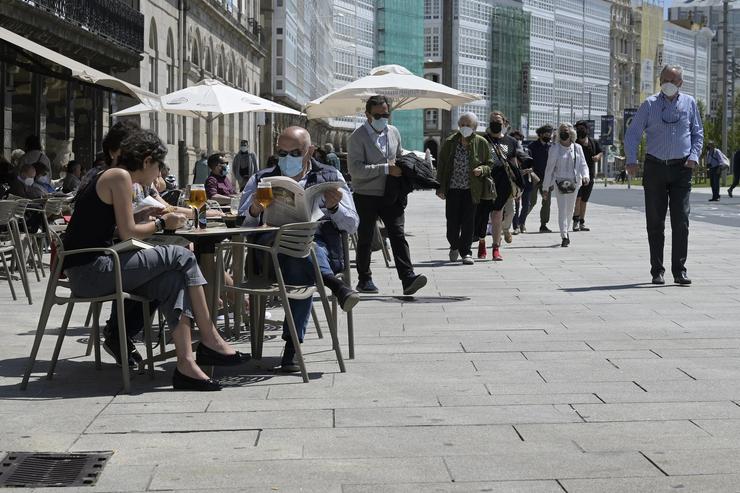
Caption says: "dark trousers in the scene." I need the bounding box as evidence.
[445,189,476,256]
[730,165,740,191]
[643,160,691,278]
[529,181,551,226]
[709,166,722,199]
[513,183,532,229]
[474,199,494,240]
[354,193,414,283]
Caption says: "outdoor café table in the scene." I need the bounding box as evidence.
[164,225,278,332]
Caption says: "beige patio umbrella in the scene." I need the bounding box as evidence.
[113,78,301,152]
[304,64,481,119]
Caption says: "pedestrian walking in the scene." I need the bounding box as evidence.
[729,148,740,198]
[542,123,589,247]
[509,130,532,235]
[624,64,703,286]
[527,125,554,233]
[705,141,726,202]
[436,112,492,265]
[348,95,427,295]
[482,111,528,261]
[232,139,258,190]
[572,120,603,231]
[192,150,209,185]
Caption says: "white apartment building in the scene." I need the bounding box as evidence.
[662,23,713,107]
[330,0,377,132]
[523,0,611,136]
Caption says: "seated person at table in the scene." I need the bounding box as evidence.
[205,153,236,205]
[10,163,46,200]
[62,160,82,193]
[239,126,360,372]
[62,128,248,391]
[33,163,55,194]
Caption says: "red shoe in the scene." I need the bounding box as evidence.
[492,245,503,261]
[477,240,487,259]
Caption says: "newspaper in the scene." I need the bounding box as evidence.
[133,195,166,214]
[261,176,340,226]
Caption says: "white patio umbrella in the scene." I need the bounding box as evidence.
[304,65,481,119]
[112,78,301,152]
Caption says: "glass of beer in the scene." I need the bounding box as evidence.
[188,184,207,209]
[256,182,273,209]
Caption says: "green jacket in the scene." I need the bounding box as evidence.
[437,132,493,203]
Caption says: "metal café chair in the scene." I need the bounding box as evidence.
[0,200,33,304]
[13,198,44,281]
[310,232,356,358]
[216,222,345,383]
[21,231,154,394]
[29,198,67,257]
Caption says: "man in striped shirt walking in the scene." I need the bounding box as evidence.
[624,65,704,286]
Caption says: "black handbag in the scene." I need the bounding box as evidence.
[555,146,577,194]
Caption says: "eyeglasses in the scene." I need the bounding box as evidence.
[661,104,680,124]
[277,148,303,158]
[370,113,390,120]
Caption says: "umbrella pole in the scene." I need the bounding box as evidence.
[206,112,213,155]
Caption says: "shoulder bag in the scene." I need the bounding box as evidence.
[555,146,577,194]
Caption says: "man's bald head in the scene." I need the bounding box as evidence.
[277,126,311,153]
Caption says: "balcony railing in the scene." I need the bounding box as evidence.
[26,0,144,53]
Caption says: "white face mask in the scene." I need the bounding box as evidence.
[23,177,35,187]
[240,146,248,153]
[661,82,679,98]
[459,126,474,138]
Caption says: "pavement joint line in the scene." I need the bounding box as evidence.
[676,368,698,380]
[441,456,456,483]
[593,393,606,404]
[569,404,587,423]
[605,359,620,369]
[512,425,525,441]
[689,419,714,436]
[253,429,261,446]
[583,342,596,351]
[145,463,158,491]
[535,370,547,383]
[470,360,478,372]
[639,451,670,477]
[555,479,569,492]
[649,349,664,358]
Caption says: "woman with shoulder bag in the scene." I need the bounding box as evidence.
[541,123,589,247]
[436,112,492,265]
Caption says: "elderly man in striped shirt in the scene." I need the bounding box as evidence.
[625,64,704,286]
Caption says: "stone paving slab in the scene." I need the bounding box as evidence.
[3,189,740,490]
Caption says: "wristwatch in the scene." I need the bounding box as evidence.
[154,217,165,232]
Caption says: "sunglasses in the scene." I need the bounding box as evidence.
[370,113,390,120]
[277,148,304,158]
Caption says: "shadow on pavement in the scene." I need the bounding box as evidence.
[562,283,659,292]
[359,295,469,303]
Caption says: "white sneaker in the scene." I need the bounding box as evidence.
[449,249,459,262]
[461,255,474,265]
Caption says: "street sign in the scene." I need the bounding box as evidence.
[600,115,614,145]
[623,108,638,137]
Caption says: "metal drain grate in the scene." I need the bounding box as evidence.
[0,452,113,488]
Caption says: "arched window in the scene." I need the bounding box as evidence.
[191,29,200,66]
[204,42,212,73]
[217,46,226,79]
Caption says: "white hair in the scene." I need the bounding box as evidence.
[558,122,577,143]
[661,64,683,80]
[458,111,478,127]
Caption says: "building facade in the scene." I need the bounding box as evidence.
[377,0,425,151]
[0,0,144,174]
[607,0,640,147]
[634,0,664,101]
[662,23,713,108]
[135,0,264,182]
[523,0,611,136]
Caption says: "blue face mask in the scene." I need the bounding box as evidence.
[371,118,388,132]
[220,165,230,177]
[278,155,304,176]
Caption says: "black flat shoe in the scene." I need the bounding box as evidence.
[652,274,665,285]
[172,368,222,391]
[674,273,692,286]
[196,343,251,366]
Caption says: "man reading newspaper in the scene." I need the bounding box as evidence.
[238,127,360,372]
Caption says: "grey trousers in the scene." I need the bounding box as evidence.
[66,245,206,331]
[529,182,552,226]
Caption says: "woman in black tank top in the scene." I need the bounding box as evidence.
[63,129,247,391]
